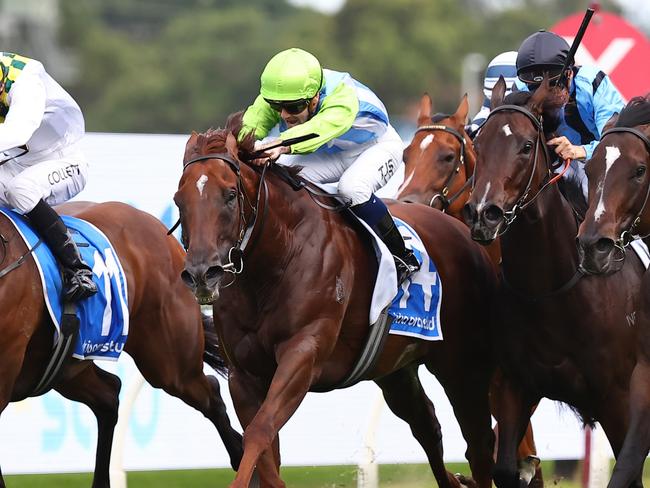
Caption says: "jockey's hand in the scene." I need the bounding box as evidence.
[548,136,586,161]
[251,141,290,166]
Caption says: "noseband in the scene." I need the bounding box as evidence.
[481,104,555,232]
[413,123,472,210]
[600,126,650,249]
[175,152,268,286]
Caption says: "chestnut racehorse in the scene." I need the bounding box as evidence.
[0,201,242,488]
[175,114,499,488]
[398,93,541,486]
[577,95,650,488]
[463,77,644,488]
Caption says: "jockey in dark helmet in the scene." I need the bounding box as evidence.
[239,47,420,285]
[516,30,625,197]
[0,52,97,302]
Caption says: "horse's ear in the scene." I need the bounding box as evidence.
[225,132,239,159]
[417,93,433,124]
[451,94,469,129]
[490,76,507,110]
[528,75,550,116]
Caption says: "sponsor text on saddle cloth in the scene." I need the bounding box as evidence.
[0,208,129,360]
[360,216,443,341]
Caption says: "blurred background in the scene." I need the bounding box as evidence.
[2,0,647,135]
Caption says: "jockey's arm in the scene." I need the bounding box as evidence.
[0,65,46,153]
[581,74,625,160]
[240,95,281,141]
[281,81,359,154]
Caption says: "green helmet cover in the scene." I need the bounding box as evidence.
[260,48,323,102]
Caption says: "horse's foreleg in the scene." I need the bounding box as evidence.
[437,367,495,488]
[375,366,460,488]
[229,332,324,488]
[605,359,650,488]
[491,369,542,487]
[55,363,121,488]
[490,375,536,488]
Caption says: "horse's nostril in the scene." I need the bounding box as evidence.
[205,265,223,283]
[180,269,196,288]
[595,238,615,253]
[462,203,476,224]
[484,205,503,223]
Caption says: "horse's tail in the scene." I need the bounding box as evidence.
[202,313,229,378]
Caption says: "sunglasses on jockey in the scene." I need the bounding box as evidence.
[518,67,567,90]
[265,98,312,115]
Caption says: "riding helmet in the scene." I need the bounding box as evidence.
[516,30,570,83]
[260,48,323,102]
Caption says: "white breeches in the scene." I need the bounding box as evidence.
[0,142,89,213]
[276,125,404,205]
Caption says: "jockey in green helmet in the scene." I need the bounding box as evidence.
[240,48,420,285]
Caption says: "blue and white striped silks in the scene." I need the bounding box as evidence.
[0,208,129,360]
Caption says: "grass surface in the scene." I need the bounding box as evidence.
[1,460,632,487]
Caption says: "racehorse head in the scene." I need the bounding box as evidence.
[398,94,473,216]
[577,96,650,275]
[174,114,257,304]
[463,76,553,244]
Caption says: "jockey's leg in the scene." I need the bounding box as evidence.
[26,199,97,301]
[7,152,96,302]
[351,194,420,284]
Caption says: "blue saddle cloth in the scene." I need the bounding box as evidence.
[387,218,443,341]
[0,208,129,360]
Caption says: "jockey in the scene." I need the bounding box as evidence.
[240,47,419,284]
[0,52,97,302]
[469,51,518,134]
[515,30,625,196]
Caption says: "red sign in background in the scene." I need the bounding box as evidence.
[552,11,650,102]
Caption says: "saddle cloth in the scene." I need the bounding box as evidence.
[353,213,443,341]
[0,208,130,361]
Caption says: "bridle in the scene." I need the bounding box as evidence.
[479,104,562,234]
[171,152,268,287]
[481,104,585,299]
[600,126,650,250]
[412,123,472,211]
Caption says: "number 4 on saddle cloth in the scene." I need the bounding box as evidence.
[362,216,443,341]
[0,208,129,360]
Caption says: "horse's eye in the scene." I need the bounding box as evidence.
[521,141,534,154]
[443,153,455,163]
[226,189,237,203]
[635,165,646,179]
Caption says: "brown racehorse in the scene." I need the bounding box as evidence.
[462,76,644,488]
[0,201,242,488]
[175,114,499,488]
[398,93,541,486]
[576,95,650,488]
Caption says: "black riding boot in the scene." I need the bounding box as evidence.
[26,200,98,302]
[375,212,421,284]
[352,195,421,285]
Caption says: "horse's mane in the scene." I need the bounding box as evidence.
[615,94,650,128]
[186,111,257,163]
[431,112,452,123]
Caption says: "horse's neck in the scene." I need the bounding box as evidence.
[500,183,579,291]
[239,165,331,284]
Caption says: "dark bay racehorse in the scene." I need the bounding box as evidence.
[0,201,242,487]
[398,93,540,485]
[463,77,644,488]
[175,115,499,488]
[577,95,650,488]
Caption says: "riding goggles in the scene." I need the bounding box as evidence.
[518,67,566,89]
[265,98,311,115]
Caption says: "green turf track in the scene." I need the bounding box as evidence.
[1,460,624,487]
